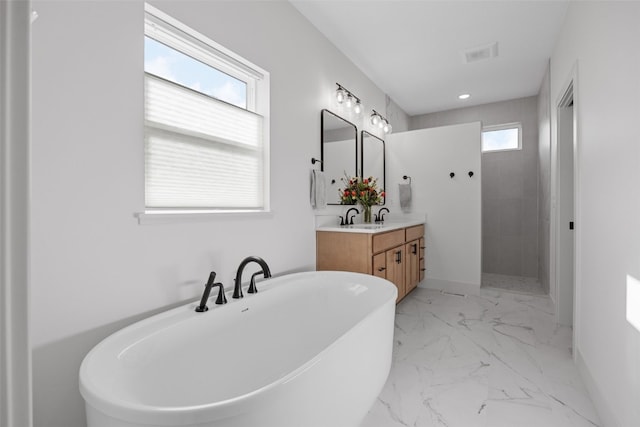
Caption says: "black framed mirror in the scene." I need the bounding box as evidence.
[321,109,358,205]
[361,130,385,205]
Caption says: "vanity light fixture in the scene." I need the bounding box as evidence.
[370,109,392,134]
[335,83,362,115]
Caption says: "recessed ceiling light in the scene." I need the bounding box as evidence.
[458,93,471,100]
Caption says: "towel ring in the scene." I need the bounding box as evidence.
[402,175,412,184]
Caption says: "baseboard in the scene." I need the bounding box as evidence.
[575,348,618,427]
[419,278,481,296]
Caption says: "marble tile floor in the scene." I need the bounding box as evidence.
[360,287,600,427]
[482,273,546,296]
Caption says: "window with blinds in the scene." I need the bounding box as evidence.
[144,4,269,211]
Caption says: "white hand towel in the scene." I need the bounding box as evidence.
[310,170,327,209]
[399,183,411,211]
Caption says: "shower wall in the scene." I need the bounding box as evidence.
[410,96,539,278]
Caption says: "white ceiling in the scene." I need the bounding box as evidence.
[291,0,569,116]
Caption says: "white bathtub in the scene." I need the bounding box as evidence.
[79,271,397,427]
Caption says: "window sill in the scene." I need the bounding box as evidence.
[136,209,273,225]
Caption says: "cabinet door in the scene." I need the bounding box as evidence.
[385,246,405,302]
[372,253,387,279]
[419,237,426,282]
[405,239,420,294]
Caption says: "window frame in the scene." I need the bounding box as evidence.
[141,3,270,219]
[481,122,522,153]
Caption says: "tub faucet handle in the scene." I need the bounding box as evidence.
[248,271,264,294]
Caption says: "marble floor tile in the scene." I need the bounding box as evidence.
[360,286,600,427]
[482,273,545,295]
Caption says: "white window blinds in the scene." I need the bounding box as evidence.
[145,75,264,209]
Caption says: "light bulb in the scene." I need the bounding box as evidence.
[336,88,345,103]
[371,113,380,126]
[354,100,362,114]
[383,120,390,133]
[386,123,393,134]
[345,94,353,108]
[378,117,385,129]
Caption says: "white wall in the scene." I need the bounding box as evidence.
[412,97,540,279]
[549,2,640,425]
[387,123,482,292]
[29,1,404,426]
[537,64,552,296]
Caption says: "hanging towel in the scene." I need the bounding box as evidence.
[310,170,327,209]
[399,182,412,211]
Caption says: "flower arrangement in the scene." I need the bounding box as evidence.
[339,174,385,222]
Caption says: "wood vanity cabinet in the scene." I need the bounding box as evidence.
[316,224,425,303]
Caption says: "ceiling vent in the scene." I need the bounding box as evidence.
[461,42,499,64]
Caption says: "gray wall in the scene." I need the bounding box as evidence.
[411,96,539,278]
[537,65,551,294]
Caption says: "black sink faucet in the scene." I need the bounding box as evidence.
[375,207,390,223]
[232,256,272,299]
[345,207,360,225]
[195,271,228,312]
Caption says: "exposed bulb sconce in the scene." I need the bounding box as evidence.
[335,83,362,115]
[370,110,393,134]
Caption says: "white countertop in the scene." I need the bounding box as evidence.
[316,219,425,234]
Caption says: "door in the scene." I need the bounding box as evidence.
[557,86,575,327]
[405,240,420,294]
[385,246,405,302]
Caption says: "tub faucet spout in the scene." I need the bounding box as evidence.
[233,256,272,299]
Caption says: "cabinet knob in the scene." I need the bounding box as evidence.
[377,267,386,272]
[420,246,426,249]
[420,268,426,272]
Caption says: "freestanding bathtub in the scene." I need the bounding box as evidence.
[79,271,397,427]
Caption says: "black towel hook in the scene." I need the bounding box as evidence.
[468,171,474,177]
[402,175,412,184]
[449,172,455,178]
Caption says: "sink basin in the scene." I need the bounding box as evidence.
[346,223,386,229]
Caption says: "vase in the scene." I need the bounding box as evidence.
[362,205,372,223]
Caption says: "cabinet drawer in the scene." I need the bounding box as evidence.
[406,224,424,241]
[372,229,405,254]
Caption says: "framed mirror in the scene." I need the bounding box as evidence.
[321,109,357,204]
[361,130,385,205]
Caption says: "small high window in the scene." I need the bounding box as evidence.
[482,123,522,153]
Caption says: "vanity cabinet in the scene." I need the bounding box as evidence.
[316,224,425,303]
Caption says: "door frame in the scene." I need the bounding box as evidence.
[0,1,33,426]
[551,62,580,352]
